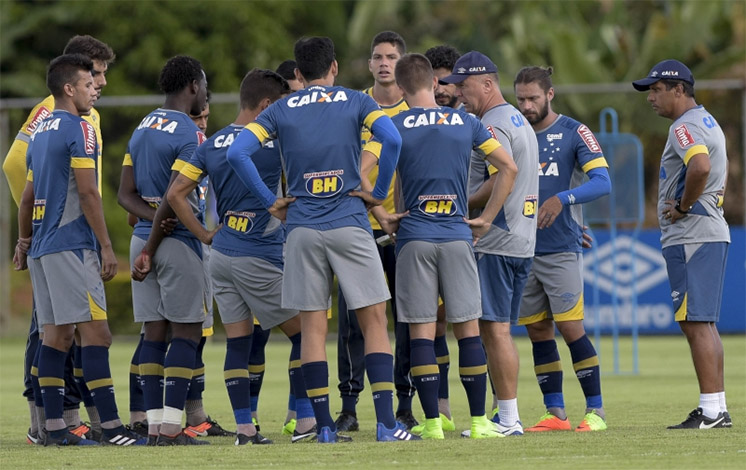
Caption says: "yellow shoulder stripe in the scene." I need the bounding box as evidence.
[363,110,386,130]
[363,140,383,159]
[122,153,133,166]
[683,144,708,166]
[71,157,95,169]
[247,122,270,142]
[581,157,609,173]
[180,162,204,182]
[171,159,186,172]
[478,138,501,156]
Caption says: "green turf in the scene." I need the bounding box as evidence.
[1,335,744,469]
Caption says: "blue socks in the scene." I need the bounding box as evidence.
[532,339,565,410]
[224,335,252,426]
[568,335,602,409]
[458,336,488,417]
[410,338,440,420]
[365,353,396,428]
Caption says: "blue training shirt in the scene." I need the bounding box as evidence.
[180,124,285,268]
[123,108,206,257]
[534,115,608,254]
[390,106,501,250]
[26,110,99,258]
[240,85,390,232]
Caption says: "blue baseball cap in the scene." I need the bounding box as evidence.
[439,51,498,84]
[632,59,695,91]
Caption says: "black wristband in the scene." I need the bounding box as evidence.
[675,200,691,214]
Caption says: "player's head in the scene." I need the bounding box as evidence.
[294,37,336,82]
[369,31,406,86]
[632,59,696,119]
[239,68,290,111]
[159,55,208,116]
[275,60,303,92]
[513,65,555,125]
[395,53,434,97]
[425,44,461,107]
[440,51,500,116]
[190,91,211,132]
[46,53,97,114]
[63,35,115,99]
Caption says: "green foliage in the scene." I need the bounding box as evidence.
[0,336,744,468]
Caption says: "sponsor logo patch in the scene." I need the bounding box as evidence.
[80,121,96,155]
[486,125,498,141]
[26,106,52,133]
[418,194,457,217]
[577,125,601,154]
[304,170,344,197]
[674,124,694,148]
[196,131,207,145]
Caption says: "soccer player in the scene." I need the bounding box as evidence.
[633,60,731,429]
[514,66,611,432]
[118,55,210,445]
[380,53,517,439]
[168,68,322,445]
[441,51,539,436]
[335,30,417,433]
[14,53,143,447]
[425,45,462,108]
[226,36,417,443]
[276,60,304,92]
[3,35,115,444]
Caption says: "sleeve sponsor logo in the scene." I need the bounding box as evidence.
[577,124,602,154]
[80,121,96,155]
[674,124,694,148]
[486,125,498,140]
[197,131,207,145]
[25,106,52,133]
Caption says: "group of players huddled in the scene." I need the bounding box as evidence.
[6,31,614,446]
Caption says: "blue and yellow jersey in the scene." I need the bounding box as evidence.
[534,115,608,255]
[360,87,408,229]
[246,85,385,231]
[2,95,103,206]
[26,110,99,258]
[180,124,285,268]
[123,108,205,256]
[384,106,500,249]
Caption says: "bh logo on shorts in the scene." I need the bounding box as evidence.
[32,199,46,226]
[224,210,255,233]
[418,194,457,217]
[304,170,344,197]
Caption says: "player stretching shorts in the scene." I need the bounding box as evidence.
[118,55,209,445]
[375,53,517,440]
[15,54,143,446]
[514,66,611,432]
[226,36,418,444]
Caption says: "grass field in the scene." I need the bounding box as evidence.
[0,334,744,469]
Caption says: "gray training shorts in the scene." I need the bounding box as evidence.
[395,240,482,324]
[518,252,584,325]
[210,249,298,329]
[130,236,205,324]
[29,249,107,327]
[282,226,390,311]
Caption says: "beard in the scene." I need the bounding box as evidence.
[523,100,549,125]
[435,93,458,108]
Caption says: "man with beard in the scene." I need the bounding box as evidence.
[513,66,611,432]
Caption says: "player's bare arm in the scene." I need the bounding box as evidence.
[466,145,517,240]
[118,165,156,221]
[167,173,220,245]
[75,167,117,281]
[468,172,497,210]
[13,180,35,271]
[664,152,710,224]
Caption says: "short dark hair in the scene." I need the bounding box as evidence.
[158,55,204,95]
[275,60,298,81]
[395,53,433,96]
[514,66,554,93]
[371,31,406,56]
[294,37,335,81]
[424,45,461,71]
[46,53,94,98]
[63,35,115,64]
[240,68,290,110]
[659,79,696,98]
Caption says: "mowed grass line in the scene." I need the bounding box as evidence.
[0,335,744,469]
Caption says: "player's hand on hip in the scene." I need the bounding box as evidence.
[100,246,118,282]
[349,190,384,210]
[131,250,151,282]
[160,217,179,235]
[582,225,593,249]
[662,199,686,223]
[465,216,491,245]
[380,211,408,236]
[537,195,563,229]
[269,197,296,222]
[200,224,222,245]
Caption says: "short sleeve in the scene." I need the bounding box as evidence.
[670,122,709,166]
[69,120,98,169]
[574,124,608,172]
